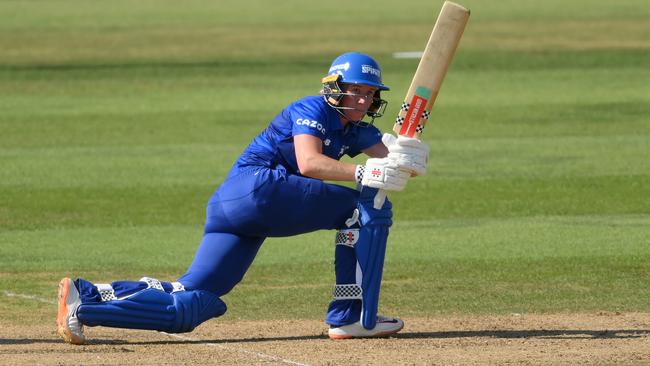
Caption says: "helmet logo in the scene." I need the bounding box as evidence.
[329,62,350,74]
[361,64,381,77]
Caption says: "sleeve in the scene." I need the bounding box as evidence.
[289,100,329,140]
[347,124,383,157]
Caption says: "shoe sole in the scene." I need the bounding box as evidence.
[328,322,404,340]
[57,278,85,345]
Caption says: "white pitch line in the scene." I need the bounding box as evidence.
[393,51,424,59]
[1,289,311,366]
[164,332,312,366]
[2,290,56,304]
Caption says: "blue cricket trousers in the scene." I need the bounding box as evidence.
[178,165,359,296]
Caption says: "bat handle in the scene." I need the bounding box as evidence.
[373,189,387,209]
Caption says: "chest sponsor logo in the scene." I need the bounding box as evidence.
[296,118,326,135]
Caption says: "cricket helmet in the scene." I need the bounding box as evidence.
[324,52,390,91]
[321,52,389,122]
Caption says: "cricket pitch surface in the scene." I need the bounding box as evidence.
[2,313,650,365]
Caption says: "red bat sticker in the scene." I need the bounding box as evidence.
[399,94,427,137]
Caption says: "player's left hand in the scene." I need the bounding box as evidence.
[382,133,429,176]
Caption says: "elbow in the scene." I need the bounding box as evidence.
[297,156,319,178]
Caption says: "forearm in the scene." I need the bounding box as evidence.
[299,154,357,182]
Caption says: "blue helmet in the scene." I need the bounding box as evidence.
[321,52,390,123]
[325,52,390,91]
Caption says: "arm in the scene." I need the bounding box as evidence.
[361,142,389,158]
[294,134,356,181]
[294,134,410,192]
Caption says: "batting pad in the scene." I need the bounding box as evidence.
[77,288,226,333]
[355,187,392,330]
[326,233,363,326]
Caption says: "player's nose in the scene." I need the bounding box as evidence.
[357,95,371,105]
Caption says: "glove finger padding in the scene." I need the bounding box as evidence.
[387,151,427,176]
[382,167,410,191]
[381,132,398,147]
[395,135,430,149]
[383,134,430,176]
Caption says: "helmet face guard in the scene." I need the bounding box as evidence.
[321,52,390,125]
[368,90,388,119]
[322,75,388,121]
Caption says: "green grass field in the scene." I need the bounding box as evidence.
[1,0,649,325]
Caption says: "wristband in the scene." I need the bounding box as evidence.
[354,165,365,185]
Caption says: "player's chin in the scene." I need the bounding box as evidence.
[345,109,368,122]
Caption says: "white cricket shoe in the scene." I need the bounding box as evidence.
[56,277,85,345]
[328,315,404,340]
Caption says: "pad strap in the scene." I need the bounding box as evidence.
[140,276,185,293]
[96,283,117,302]
[336,229,359,247]
[95,278,185,302]
[333,284,362,300]
[140,277,165,291]
[171,281,185,293]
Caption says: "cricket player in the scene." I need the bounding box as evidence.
[57,52,429,344]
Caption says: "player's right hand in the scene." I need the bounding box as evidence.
[382,133,429,177]
[356,158,410,191]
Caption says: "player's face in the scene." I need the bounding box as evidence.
[339,84,378,122]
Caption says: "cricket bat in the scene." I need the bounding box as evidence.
[374,1,470,209]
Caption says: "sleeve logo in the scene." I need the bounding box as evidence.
[296,118,327,135]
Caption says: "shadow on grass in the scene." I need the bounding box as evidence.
[2,329,649,346]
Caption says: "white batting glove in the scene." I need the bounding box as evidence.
[382,133,429,176]
[356,159,410,192]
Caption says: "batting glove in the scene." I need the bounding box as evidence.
[356,158,410,192]
[382,133,429,176]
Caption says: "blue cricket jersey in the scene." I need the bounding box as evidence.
[233,96,383,176]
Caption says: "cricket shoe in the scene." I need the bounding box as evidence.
[328,315,404,340]
[57,277,85,345]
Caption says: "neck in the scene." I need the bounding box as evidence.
[337,110,354,126]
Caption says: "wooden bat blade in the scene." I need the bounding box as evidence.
[393,1,470,139]
[373,1,469,210]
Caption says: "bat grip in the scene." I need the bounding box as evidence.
[373,189,387,209]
